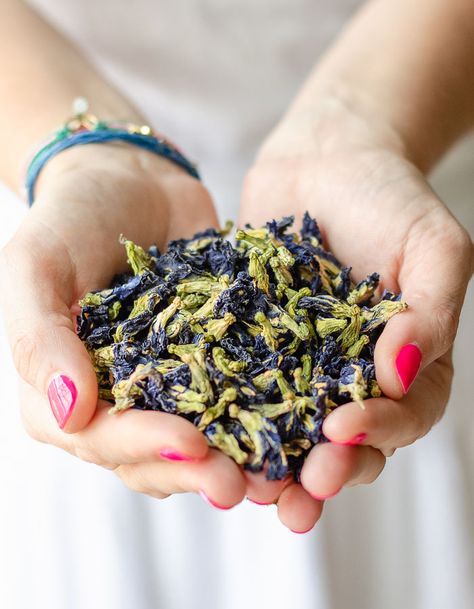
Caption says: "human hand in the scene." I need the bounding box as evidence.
[0,144,247,508]
[239,97,474,532]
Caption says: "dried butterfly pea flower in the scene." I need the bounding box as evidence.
[78,213,407,481]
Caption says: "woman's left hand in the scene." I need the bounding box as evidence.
[239,99,474,533]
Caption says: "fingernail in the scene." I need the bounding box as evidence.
[310,488,341,501]
[159,448,195,462]
[246,497,273,506]
[47,374,77,429]
[199,490,232,510]
[395,343,422,393]
[290,526,314,534]
[331,432,367,446]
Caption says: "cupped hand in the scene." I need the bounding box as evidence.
[240,100,474,532]
[0,143,246,509]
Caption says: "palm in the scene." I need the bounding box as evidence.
[239,145,471,532]
[242,149,456,290]
[30,165,218,303]
[4,151,255,517]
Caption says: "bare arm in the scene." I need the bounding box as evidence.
[241,0,474,533]
[0,0,145,192]
[278,0,474,173]
[0,2,250,519]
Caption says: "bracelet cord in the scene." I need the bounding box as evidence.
[24,99,200,207]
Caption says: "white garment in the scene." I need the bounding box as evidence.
[0,2,473,608]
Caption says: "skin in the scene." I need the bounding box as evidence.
[1,145,249,509]
[0,0,473,533]
[240,0,474,531]
[239,109,470,530]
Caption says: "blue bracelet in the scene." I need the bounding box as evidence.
[24,99,201,207]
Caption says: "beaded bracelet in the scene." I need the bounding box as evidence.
[24,97,200,206]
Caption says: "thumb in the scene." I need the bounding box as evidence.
[374,225,474,399]
[0,238,98,433]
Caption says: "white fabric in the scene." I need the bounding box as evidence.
[1,2,473,608]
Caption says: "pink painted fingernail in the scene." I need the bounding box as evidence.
[246,497,273,506]
[332,432,367,446]
[199,490,232,510]
[395,343,422,393]
[47,374,77,429]
[290,526,314,534]
[310,488,341,501]
[159,448,194,462]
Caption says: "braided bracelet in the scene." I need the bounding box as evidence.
[24,97,200,206]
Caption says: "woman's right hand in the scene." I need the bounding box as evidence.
[0,143,247,509]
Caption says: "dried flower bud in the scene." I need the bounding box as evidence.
[78,212,407,481]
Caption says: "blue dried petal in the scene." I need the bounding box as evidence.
[110,269,159,299]
[333,266,352,299]
[78,213,407,481]
[111,342,149,382]
[300,211,322,242]
[252,334,273,360]
[302,414,324,444]
[380,289,398,301]
[227,323,255,348]
[298,294,340,314]
[204,239,239,277]
[347,272,380,306]
[220,337,253,364]
[279,355,300,375]
[283,241,316,267]
[266,215,295,238]
[140,374,177,413]
[143,327,169,358]
[164,363,191,387]
[83,324,113,348]
[213,273,258,317]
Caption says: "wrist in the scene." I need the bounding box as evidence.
[34,140,192,202]
[24,98,200,207]
[30,141,211,254]
[256,87,408,167]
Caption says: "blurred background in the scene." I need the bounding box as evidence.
[0,132,472,609]
[0,1,473,607]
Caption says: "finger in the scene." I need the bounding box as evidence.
[115,448,247,509]
[276,482,324,534]
[300,443,385,500]
[374,212,473,399]
[0,224,98,433]
[73,403,210,466]
[244,465,294,505]
[20,380,210,466]
[322,355,452,451]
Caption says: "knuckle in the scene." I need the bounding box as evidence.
[73,444,100,465]
[71,434,111,468]
[115,463,150,495]
[10,326,43,385]
[73,444,115,469]
[433,300,458,352]
[8,319,70,388]
[397,405,424,446]
[122,442,147,463]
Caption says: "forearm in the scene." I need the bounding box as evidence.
[285,0,474,172]
[0,0,145,193]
